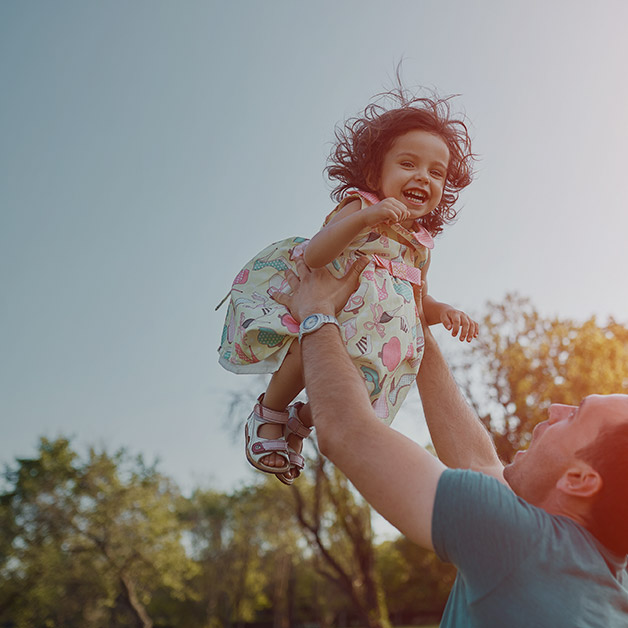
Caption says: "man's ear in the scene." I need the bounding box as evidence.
[556,462,602,498]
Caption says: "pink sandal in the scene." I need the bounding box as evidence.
[276,402,313,485]
[245,395,291,474]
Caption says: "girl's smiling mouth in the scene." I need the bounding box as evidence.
[403,188,429,205]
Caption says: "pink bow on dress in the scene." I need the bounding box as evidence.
[408,224,434,250]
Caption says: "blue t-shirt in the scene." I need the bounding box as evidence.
[432,469,628,627]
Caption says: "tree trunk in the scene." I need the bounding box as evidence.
[273,552,291,628]
[292,458,392,628]
[119,571,153,628]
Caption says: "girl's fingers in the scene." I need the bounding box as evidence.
[442,311,479,342]
[391,198,409,213]
[458,318,470,342]
[448,313,461,337]
[463,319,479,342]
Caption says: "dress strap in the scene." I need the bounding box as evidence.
[391,222,434,250]
[371,255,422,286]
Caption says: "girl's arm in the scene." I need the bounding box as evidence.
[304,197,410,268]
[417,252,478,342]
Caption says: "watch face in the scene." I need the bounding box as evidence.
[299,314,338,343]
[302,315,320,331]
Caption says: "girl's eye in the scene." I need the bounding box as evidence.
[401,161,414,168]
[431,170,445,178]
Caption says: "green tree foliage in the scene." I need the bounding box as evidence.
[291,453,391,628]
[455,294,628,461]
[183,470,387,628]
[181,481,300,628]
[0,435,402,627]
[228,388,392,628]
[377,536,455,625]
[0,438,198,628]
[10,295,622,625]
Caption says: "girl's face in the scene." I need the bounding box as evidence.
[376,129,450,229]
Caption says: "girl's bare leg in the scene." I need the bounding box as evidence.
[264,343,305,411]
[257,340,310,470]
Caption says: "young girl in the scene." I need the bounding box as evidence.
[218,92,478,484]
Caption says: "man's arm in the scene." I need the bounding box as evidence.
[274,259,446,550]
[417,326,506,482]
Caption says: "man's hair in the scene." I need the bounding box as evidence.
[577,421,628,556]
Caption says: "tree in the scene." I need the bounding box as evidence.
[0,438,198,628]
[377,535,455,625]
[290,451,391,628]
[228,388,392,628]
[183,485,276,628]
[455,294,628,461]
[184,475,353,628]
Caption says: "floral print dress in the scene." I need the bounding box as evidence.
[218,191,433,425]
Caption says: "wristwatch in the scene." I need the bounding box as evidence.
[298,313,340,343]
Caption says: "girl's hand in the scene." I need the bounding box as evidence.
[362,197,410,227]
[440,307,479,342]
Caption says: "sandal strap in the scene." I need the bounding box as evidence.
[245,403,291,475]
[287,415,312,439]
[287,449,305,470]
[254,394,290,425]
[251,439,287,454]
[286,403,313,439]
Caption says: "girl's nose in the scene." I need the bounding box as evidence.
[413,170,429,183]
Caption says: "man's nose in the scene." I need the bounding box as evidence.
[548,403,577,424]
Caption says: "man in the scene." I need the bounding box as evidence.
[274,258,628,627]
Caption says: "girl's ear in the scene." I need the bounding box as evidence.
[556,462,602,498]
[365,168,380,193]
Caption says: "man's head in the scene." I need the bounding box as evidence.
[504,394,628,555]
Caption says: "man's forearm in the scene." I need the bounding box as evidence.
[271,257,446,548]
[417,328,504,479]
[300,325,374,455]
[300,324,445,550]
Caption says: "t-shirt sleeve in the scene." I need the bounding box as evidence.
[432,469,545,593]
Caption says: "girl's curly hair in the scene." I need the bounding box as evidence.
[326,89,476,236]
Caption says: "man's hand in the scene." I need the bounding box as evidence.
[271,256,369,322]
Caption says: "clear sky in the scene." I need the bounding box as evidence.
[2,1,628,494]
